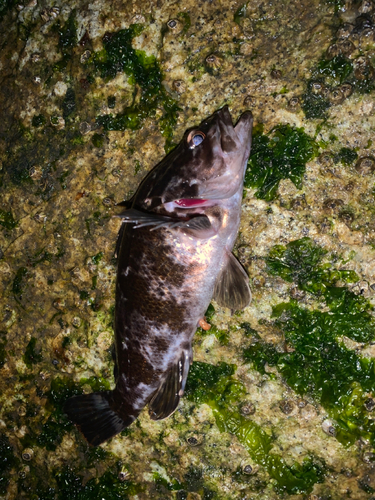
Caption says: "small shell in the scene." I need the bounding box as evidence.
[118,469,131,481]
[243,95,255,106]
[362,451,375,463]
[279,399,295,414]
[50,116,65,129]
[339,83,353,98]
[336,23,354,39]
[287,96,300,111]
[166,19,183,34]
[29,166,42,180]
[240,402,256,415]
[338,39,355,55]
[321,419,336,436]
[358,0,373,13]
[338,209,355,224]
[33,212,47,223]
[252,275,265,288]
[351,280,369,295]
[22,448,34,461]
[18,405,27,416]
[328,88,345,105]
[72,317,81,328]
[355,156,375,175]
[240,460,258,475]
[326,43,341,59]
[172,80,186,94]
[289,285,306,299]
[33,76,41,85]
[80,50,91,64]
[53,298,65,310]
[40,9,50,23]
[354,59,374,80]
[131,14,146,24]
[49,7,60,18]
[323,198,344,212]
[30,53,41,63]
[186,432,203,446]
[205,54,222,69]
[102,197,113,207]
[310,81,324,95]
[318,152,333,167]
[79,121,91,135]
[270,69,282,79]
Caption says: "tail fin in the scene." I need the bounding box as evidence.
[64,391,133,446]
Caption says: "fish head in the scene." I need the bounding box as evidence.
[135,106,253,212]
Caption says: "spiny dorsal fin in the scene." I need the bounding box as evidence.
[213,252,251,311]
[148,350,191,421]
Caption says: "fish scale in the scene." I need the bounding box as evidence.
[64,106,253,446]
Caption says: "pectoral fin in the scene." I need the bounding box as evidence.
[213,252,251,310]
[114,208,175,229]
[149,350,191,420]
[179,215,216,239]
[115,209,215,238]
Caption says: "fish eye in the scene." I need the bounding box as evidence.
[187,130,206,149]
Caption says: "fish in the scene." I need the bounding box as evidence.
[64,105,253,446]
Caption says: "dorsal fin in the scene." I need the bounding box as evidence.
[148,349,191,420]
[213,252,251,310]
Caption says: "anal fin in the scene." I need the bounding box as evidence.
[213,252,251,311]
[148,350,191,420]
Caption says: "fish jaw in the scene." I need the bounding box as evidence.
[135,107,253,212]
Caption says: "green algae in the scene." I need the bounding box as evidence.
[53,467,139,500]
[302,54,375,119]
[177,12,191,34]
[265,237,358,294]
[17,458,140,499]
[196,304,230,345]
[247,237,375,446]
[31,114,46,128]
[23,337,43,368]
[91,25,180,150]
[0,209,17,230]
[244,124,318,201]
[301,81,331,120]
[92,133,105,148]
[314,55,353,86]
[185,361,325,494]
[0,0,15,21]
[333,146,358,166]
[62,88,76,118]
[58,10,77,53]
[0,433,18,495]
[0,331,7,368]
[12,266,29,297]
[234,3,247,24]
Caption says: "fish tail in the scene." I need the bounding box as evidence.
[64,391,135,446]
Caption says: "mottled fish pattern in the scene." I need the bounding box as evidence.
[64,106,253,446]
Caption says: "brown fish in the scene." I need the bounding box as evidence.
[64,106,253,445]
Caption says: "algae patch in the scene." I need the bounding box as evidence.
[185,361,325,494]
[92,25,180,150]
[244,125,318,201]
[246,238,375,446]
